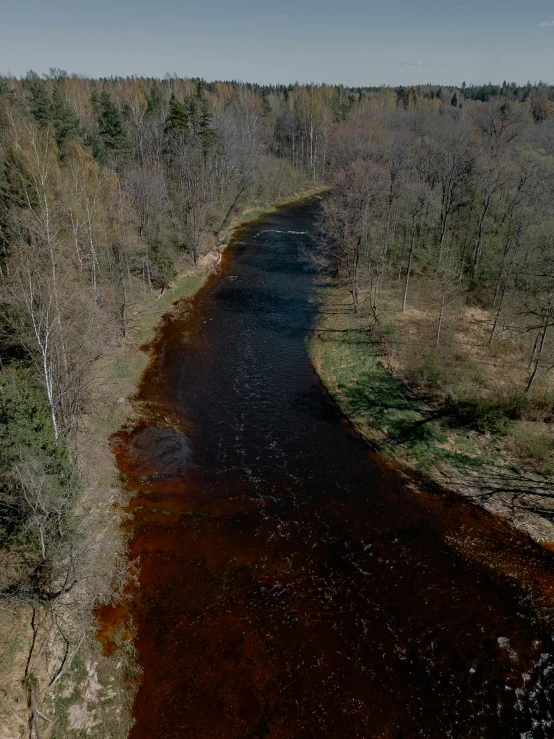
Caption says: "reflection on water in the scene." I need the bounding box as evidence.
[102,199,554,738]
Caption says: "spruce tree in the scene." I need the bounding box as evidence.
[84,132,107,165]
[451,93,458,107]
[51,84,81,147]
[146,83,164,115]
[165,94,188,133]
[198,97,218,156]
[27,78,52,129]
[396,87,409,109]
[97,90,130,161]
[186,94,200,134]
[0,80,15,101]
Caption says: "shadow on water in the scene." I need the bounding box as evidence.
[99,198,554,738]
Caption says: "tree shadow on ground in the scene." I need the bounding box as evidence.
[338,369,490,473]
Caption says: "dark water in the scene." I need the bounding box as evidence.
[103,199,554,738]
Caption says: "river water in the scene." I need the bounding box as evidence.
[106,199,554,737]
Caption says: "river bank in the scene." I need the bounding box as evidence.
[0,188,325,739]
[96,198,554,738]
[309,282,554,549]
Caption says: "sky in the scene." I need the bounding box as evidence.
[1,0,554,86]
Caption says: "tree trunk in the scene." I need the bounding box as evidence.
[527,319,548,392]
[436,284,446,347]
[402,219,417,312]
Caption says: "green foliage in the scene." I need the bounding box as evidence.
[185,94,200,133]
[0,366,72,550]
[146,83,164,115]
[26,77,52,129]
[0,80,15,102]
[513,426,553,460]
[0,366,67,477]
[455,397,516,435]
[406,351,445,390]
[96,90,130,162]
[51,83,82,147]
[164,94,188,133]
[84,131,107,164]
[373,319,397,345]
[24,77,82,148]
[148,243,178,288]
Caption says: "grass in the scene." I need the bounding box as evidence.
[309,284,519,477]
[512,424,554,460]
[237,185,328,225]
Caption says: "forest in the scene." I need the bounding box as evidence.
[319,85,554,420]
[2,71,554,733]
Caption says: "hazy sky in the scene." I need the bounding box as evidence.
[2,0,554,86]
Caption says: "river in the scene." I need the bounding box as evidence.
[105,198,554,737]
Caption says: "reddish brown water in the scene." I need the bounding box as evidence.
[103,199,554,737]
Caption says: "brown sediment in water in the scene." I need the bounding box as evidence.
[98,198,554,738]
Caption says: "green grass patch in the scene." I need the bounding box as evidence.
[310,290,496,477]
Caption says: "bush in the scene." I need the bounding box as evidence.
[455,397,512,435]
[374,319,397,345]
[504,391,529,420]
[453,391,530,436]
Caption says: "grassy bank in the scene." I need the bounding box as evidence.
[231,185,328,226]
[309,282,554,548]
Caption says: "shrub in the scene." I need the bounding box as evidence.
[406,350,445,390]
[455,397,513,435]
[504,391,529,420]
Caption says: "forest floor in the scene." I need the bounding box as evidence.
[309,281,554,549]
[0,186,326,739]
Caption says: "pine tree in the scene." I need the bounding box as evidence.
[165,94,188,133]
[451,93,458,107]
